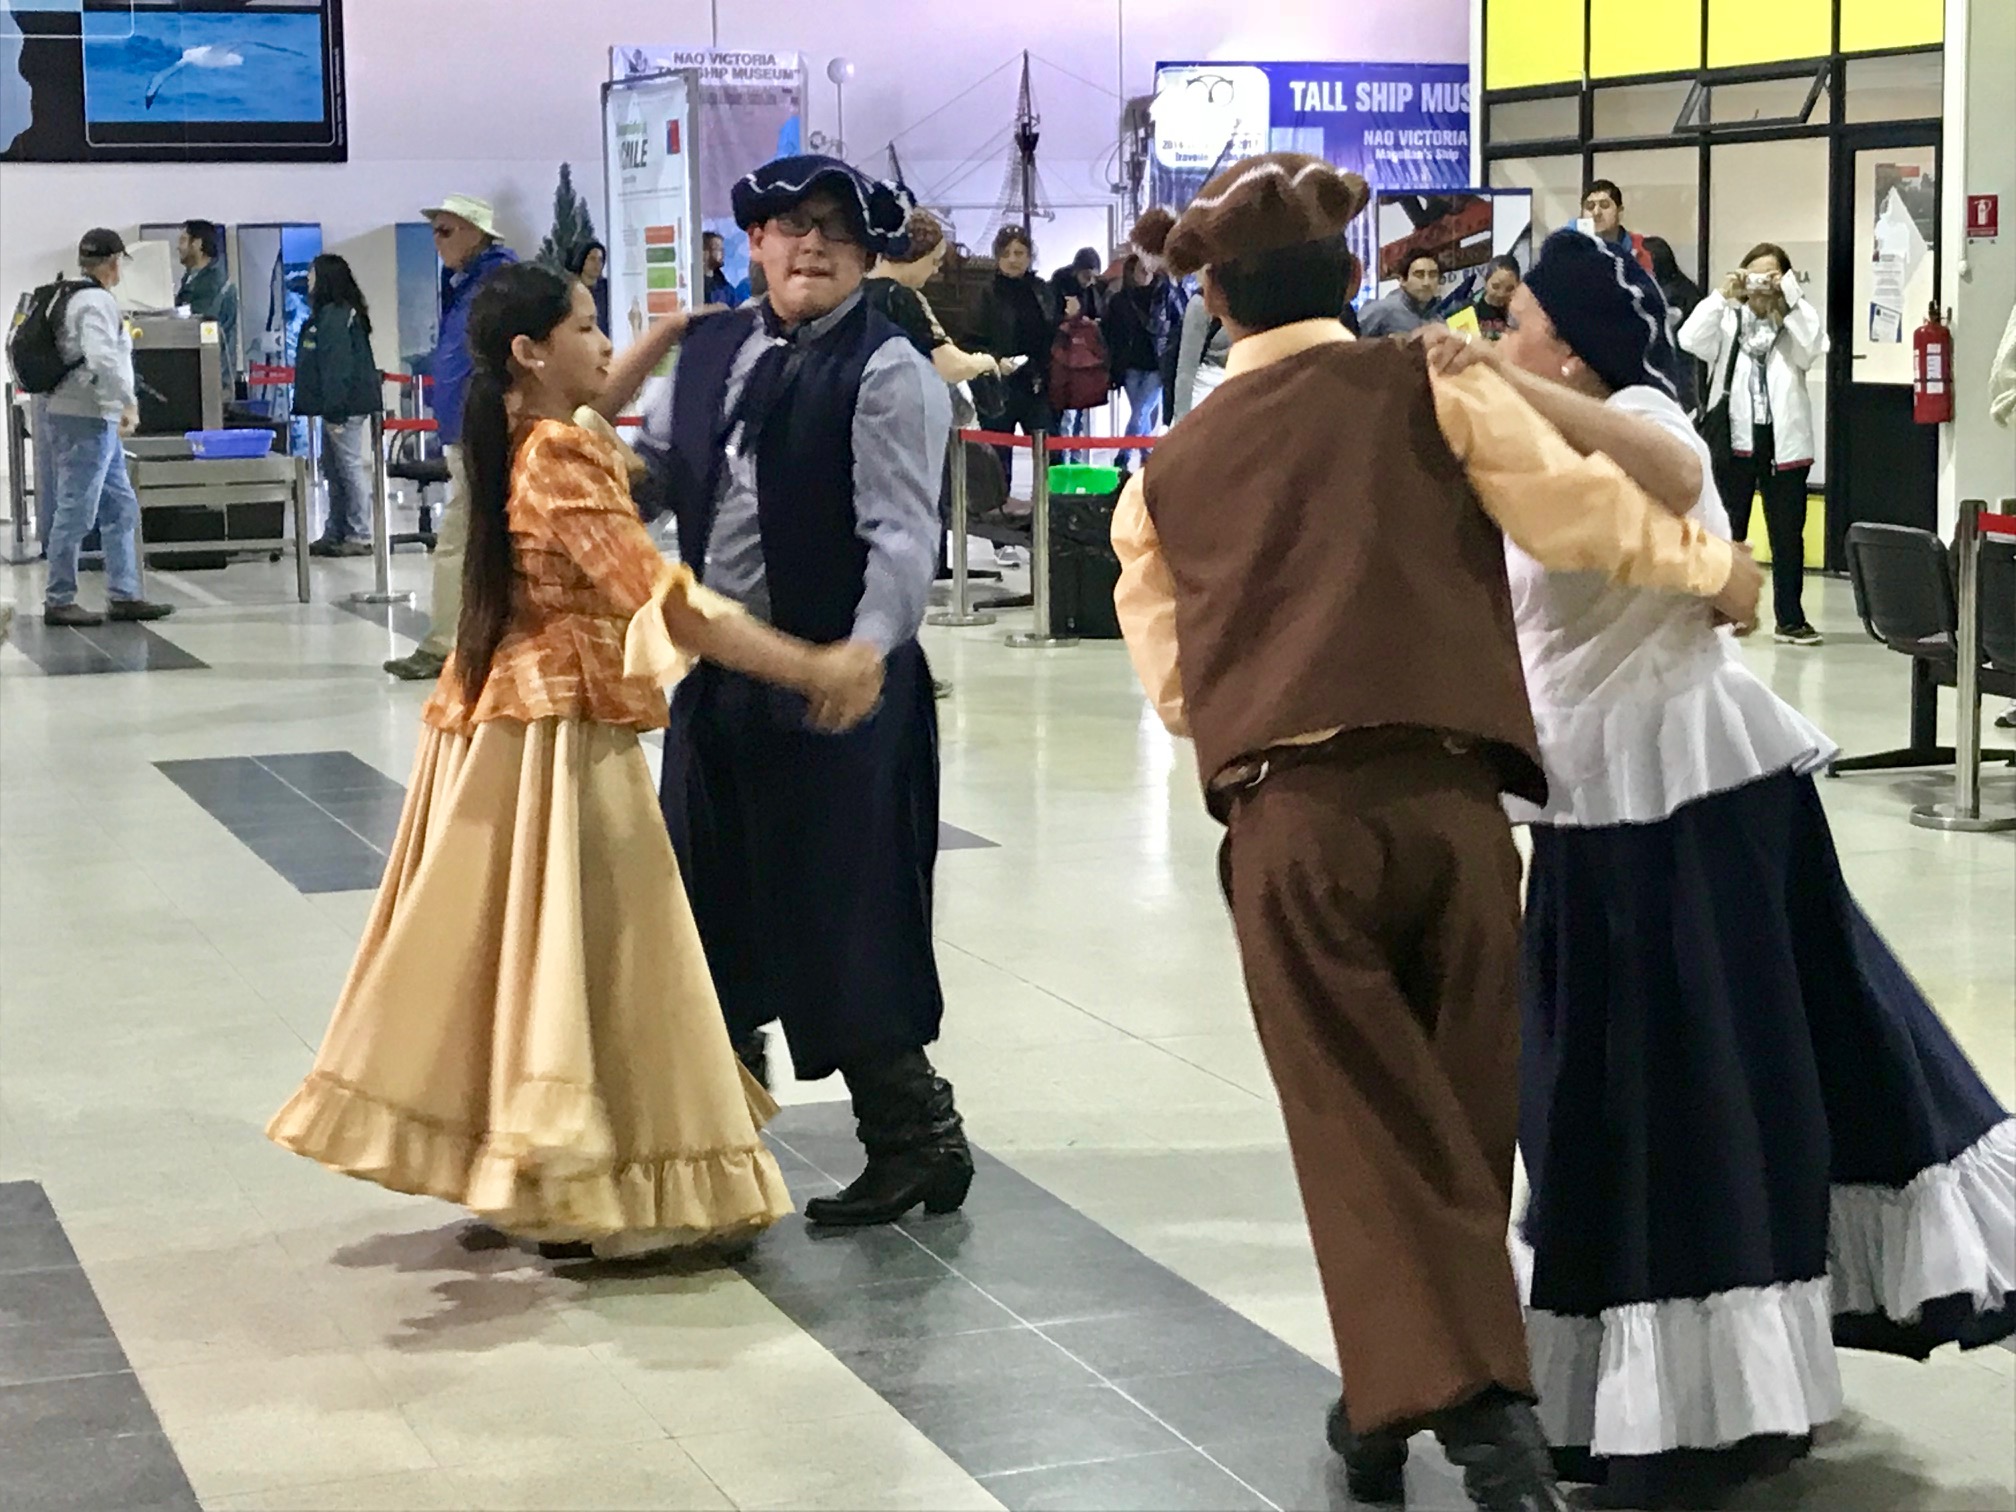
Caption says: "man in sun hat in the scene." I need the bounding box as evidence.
[384,193,517,680]
[617,155,965,1230]
[1111,153,1763,1512]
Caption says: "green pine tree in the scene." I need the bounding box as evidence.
[536,162,599,271]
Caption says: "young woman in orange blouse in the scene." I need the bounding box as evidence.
[269,265,882,1259]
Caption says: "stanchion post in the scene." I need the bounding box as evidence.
[928,430,996,628]
[1913,500,2015,833]
[1007,432,1078,650]
[291,453,312,603]
[346,410,413,607]
[4,382,26,554]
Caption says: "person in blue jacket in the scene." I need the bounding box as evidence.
[385,193,517,680]
[297,255,384,556]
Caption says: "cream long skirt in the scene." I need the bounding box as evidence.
[267,716,792,1248]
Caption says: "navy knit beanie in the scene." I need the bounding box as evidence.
[1522,227,1677,399]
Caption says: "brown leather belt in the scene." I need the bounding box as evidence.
[1206,725,1480,823]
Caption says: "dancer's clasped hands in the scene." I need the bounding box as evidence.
[803,640,886,733]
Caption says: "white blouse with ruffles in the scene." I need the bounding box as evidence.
[1505,385,1836,829]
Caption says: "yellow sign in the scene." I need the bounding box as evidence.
[200,321,219,345]
[1446,306,1482,337]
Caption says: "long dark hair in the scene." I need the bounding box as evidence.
[456,263,576,702]
[308,254,372,336]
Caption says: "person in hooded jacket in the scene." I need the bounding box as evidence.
[297,254,385,556]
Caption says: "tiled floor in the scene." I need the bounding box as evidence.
[2,548,2012,1512]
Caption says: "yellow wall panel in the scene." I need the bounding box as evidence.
[1592,0,1702,78]
[1709,0,1832,66]
[1486,0,1585,89]
[1841,0,1944,52]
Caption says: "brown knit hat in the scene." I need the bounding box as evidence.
[1164,154,1370,278]
[1129,207,1176,258]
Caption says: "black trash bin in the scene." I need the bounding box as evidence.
[1046,477,1125,640]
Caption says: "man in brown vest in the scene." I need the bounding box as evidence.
[1111,155,1763,1512]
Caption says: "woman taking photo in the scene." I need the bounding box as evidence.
[297,254,383,558]
[975,225,1056,481]
[269,265,884,1260]
[1679,242,1824,644]
[1425,229,2013,1510]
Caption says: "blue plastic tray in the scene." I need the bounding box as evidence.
[185,429,275,460]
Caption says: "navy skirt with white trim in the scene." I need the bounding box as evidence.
[1517,768,2013,1470]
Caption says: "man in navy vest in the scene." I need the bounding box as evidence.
[636,156,965,1227]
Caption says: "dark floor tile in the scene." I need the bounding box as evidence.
[257,751,400,795]
[899,1381,1188,1479]
[335,598,433,643]
[762,1271,1020,1352]
[1114,1359,1342,1452]
[0,1428,198,1512]
[983,1448,1274,1512]
[735,1218,946,1298]
[5,619,205,676]
[153,757,286,801]
[1203,1429,1371,1512]
[0,1182,56,1224]
[0,1266,110,1332]
[939,822,999,851]
[840,1321,1100,1408]
[0,1220,79,1277]
[0,1370,161,1447]
[1043,1302,1315,1382]
[0,1316,135,1389]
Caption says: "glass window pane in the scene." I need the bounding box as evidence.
[1700,75,1830,127]
[1488,156,1585,241]
[1846,53,1943,122]
[1708,137,1831,483]
[1592,148,1702,281]
[1487,95,1579,147]
[1593,81,1692,138]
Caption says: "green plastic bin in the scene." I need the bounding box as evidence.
[1047,463,1123,496]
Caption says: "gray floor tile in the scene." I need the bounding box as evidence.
[1202,1430,1376,1512]
[0,1220,80,1277]
[1114,1360,1343,1452]
[839,1322,1101,1408]
[759,1271,1021,1352]
[1043,1303,1315,1381]
[0,1266,111,1332]
[5,617,206,676]
[982,1448,1274,1512]
[0,1183,57,1224]
[0,1369,163,1447]
[898,1381,1189,1479]
[735,1218,946,1298]
[0,1317,136,1389]
[0,1429,200,1512]
[940,822,999,850]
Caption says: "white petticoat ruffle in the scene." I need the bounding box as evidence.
[1513,1121,2016,1456]
[1505,657,1837,830]
[1830,1117,2016,1323]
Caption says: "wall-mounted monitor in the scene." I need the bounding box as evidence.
[2,0,347,163]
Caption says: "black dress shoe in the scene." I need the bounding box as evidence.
[43,602,104,627]
[803,1145,974,1227]
[106,598,175,621]
[536,1240,596,1261]
[1326,1397,1408,1503]
[1431,1390,1568,1512]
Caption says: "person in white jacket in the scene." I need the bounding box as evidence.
[1680,242,1825,643]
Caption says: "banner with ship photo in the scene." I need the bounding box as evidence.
[612,48,806,302]
[602,70,700,360]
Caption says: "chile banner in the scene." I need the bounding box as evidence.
[1150,62,1471,211]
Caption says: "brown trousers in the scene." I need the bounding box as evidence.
[1219,736,1533,1434]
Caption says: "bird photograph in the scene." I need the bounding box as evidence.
[83,9,324,123]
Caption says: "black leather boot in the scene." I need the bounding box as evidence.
[734,1030,771,1092]
[1429,1390,1569,1512]
[803,1051,974,1227]
[1325,1397,1408,1503]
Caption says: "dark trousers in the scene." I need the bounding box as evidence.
[1218,737,1533,1433]
[983,384,1053,488]
[1713,424,1812,631]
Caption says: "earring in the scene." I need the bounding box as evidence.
[535,360,546,369]
[1560,363,1573,377]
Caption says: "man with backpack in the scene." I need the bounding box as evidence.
[14,229,174,627]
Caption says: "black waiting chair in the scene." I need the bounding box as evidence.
[1832,523,2016,775]
[1979,538,2016,678]
[384,426,445,552]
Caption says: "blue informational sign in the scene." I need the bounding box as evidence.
[1150,61,1471,297]
[1150,62,1472,209]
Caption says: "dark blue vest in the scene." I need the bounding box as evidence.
[664,298,906,645]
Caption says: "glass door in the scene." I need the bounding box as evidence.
[1826,126,1941,566]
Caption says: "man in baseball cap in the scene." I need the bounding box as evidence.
[1110,153,1761,1511]
[39,226,173,626]
[384,194,516,680]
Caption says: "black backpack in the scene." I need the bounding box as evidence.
[7,279,90,394]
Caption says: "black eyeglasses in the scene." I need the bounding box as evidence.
[770,208,859,246]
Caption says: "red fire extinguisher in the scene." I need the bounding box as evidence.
[1914,305,1954,425]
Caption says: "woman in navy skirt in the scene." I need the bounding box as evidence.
[1431,228,2013,1508]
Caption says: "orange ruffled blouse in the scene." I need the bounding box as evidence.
[423,411,682,736]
